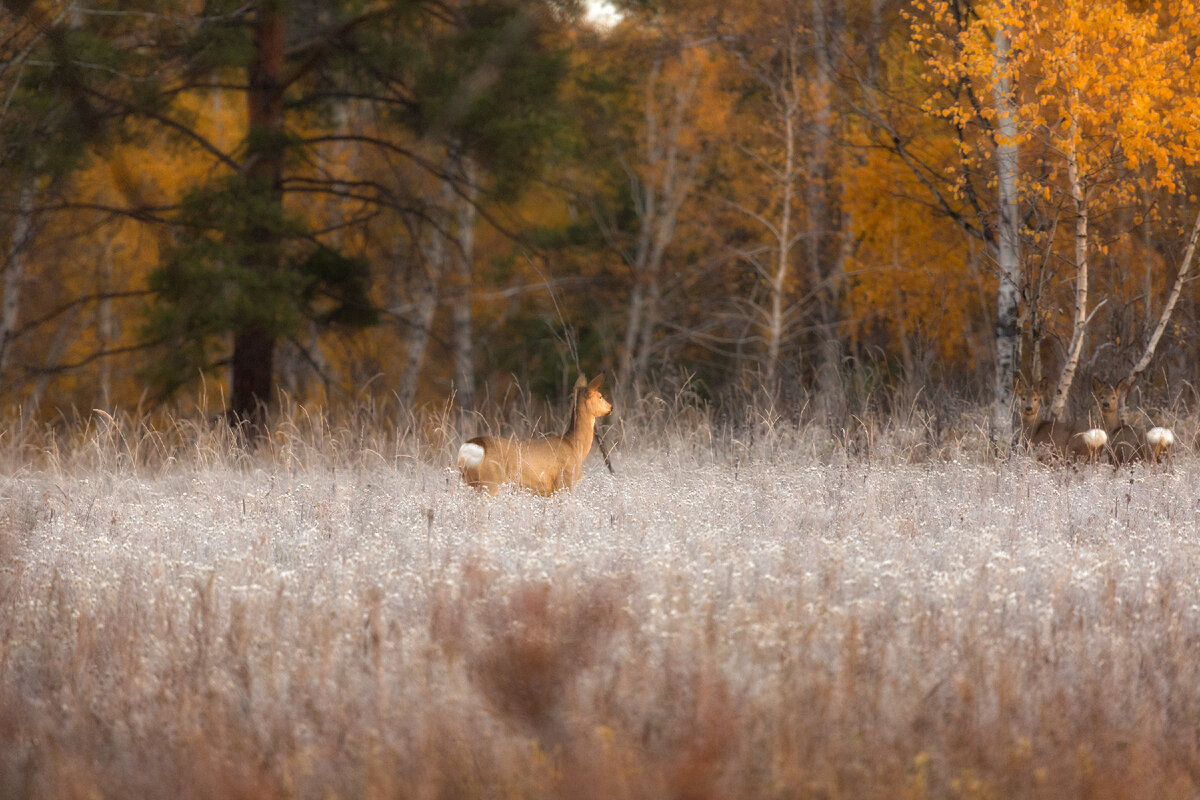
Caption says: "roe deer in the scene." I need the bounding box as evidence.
[1014,375,1107,462]
[456,374,613,495]
[1091,377,1175,464]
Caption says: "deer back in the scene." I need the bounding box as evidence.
[460,435,580,496]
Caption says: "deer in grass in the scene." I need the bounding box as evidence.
[456,374,613,496]
[1014,375,1108,462]
[1091,377,1175,464]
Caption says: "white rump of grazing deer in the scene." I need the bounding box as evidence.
[1014,375,1107,462]
[1091,377,1175,464]
[456,374,613,496]
[1146,426,1175,462]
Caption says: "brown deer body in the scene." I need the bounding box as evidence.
[1092,377,1175,464]
[457,374,613,496]
[1014,376,1107,462]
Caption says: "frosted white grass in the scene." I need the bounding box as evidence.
[2,428,1199,796]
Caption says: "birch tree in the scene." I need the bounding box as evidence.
[904,0,1200,426]
[396,155,479,413]
[722,0,811,401]
[570,18,726,401]
[990,19,1020,435]
[396,174,454,411]
[584,40,713,400]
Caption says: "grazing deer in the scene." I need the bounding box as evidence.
[456,374,613,495]
[1091,377,1175,464]
[1145,426,1176,462]
[1014,375,1107,462]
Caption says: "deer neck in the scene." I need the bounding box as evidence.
[562,404,596,462]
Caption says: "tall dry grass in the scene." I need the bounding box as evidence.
[0,397,1197,799]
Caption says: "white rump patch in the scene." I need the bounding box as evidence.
[1080,429,1108,450]
[457,442,485,468]
[1146,427,1175,448]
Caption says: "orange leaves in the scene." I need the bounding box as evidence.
[914,0,1200,185]
[840,129,984,365]
[912,0,1200,230]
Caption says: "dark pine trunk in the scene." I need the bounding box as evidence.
[231,0,286,425]
[232,328,275,423]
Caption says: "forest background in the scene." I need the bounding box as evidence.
[2,0,1199,437]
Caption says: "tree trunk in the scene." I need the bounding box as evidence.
[230,0,286,424]
[765,103,796,400]
[452,155,477,412]
[991,24,1021,439]
[808,0,844,418]
[1141,186,1156,344]
[279,102,355,402]
[97,242,114,404]
[396,261,439,411]
[231,328,275,421]
[868,0,885,85]
[0,182,35,379]
[617,56,663,399]
[1128,202,1200,384]
[632,267,661,388]
[892,230,916,378]
[618,277,647,398]
[1021,208,1057,386]
[398,176,454,410]
[25,306,80,422]
[632,171,687,388]
[1049,111,1088,420]
[726,22,804,405]
[613,52,703,400]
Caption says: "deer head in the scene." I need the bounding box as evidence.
[1091,376,1131,430]
[1014,375,1047,431]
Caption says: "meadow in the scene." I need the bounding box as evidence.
[1,400,1198,799]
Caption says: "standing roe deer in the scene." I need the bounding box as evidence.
[1014,375,1107,462]
[1091,377,1175,464]
[457,374,613,495]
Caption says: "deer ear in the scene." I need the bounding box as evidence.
[587,373,605,392]
[1092,376,1103,393]
[1037,377,1049,394]
[574,374,588,390]
[1014,375,1025,393]
[1117,377,1131,394]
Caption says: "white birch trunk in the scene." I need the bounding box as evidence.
[617,54,701,399]
[765,106,795,398]
[1049,111,1088,420]
[617,57,663,398]
[727,24,804,404]
[397,177,453,410]
[991,25,1021,439]
[397,259,440,411]
[618,279,647,398]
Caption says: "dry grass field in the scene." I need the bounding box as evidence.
[1,402,1198,799]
